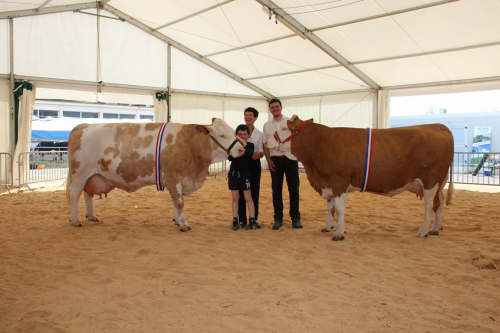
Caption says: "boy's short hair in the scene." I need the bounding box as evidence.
[268,98,282,107]
[244,107,259,118]
[235,124,250,134]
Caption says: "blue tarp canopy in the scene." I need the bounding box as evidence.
[31,117,153,141]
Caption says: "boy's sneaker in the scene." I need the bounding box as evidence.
[246,221,261,230]
[232,218,239,231]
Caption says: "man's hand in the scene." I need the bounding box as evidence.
[268,159,275,172]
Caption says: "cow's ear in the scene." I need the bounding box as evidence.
[306,118,313,123]
[287,120,297,131]
[195,125,210,136]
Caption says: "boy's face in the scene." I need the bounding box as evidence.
[236,130,249,142]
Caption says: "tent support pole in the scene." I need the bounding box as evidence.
[9,18,15,156]
[167,44,172,123]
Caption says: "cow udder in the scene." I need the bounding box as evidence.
[84,174,116,198]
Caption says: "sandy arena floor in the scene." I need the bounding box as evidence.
[1,174,499,332]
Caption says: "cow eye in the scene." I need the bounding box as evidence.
[220,134,226,138]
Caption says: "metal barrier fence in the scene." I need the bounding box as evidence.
[3,150,500,192]
[0,153,13,193]
[17,151,69,191]
[453,152,500,186]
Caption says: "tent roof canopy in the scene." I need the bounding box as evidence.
[1,0,500,98]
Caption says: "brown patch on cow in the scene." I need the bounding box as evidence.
[146,123,162,131]
[108,124,156,182]
[166,134,174,145]
[104,145,121,158]
[68,124,89,175]
[98,158,112,172]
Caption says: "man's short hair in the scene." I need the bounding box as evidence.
[244,107,259,118]
[235,124,250,134]
[268,98,282,107]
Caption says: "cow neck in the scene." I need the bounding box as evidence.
[209,135,239,155]
[155,122,169,191]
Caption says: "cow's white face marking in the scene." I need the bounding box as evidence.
[210,119,243,160]
[265,125,292,152]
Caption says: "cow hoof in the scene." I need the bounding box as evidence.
[179,226,192,232]
[88,218,99,223]
[70,222,82,227]
[321,228,332,233]
[428,231,439,236]
[332,235,345,241]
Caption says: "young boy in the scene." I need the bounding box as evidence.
[228,124,260,231]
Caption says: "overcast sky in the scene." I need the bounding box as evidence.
[390,89,500,116]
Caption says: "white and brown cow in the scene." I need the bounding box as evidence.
[66,118,243,230]
[265,115,455,241]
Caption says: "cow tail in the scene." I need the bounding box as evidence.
[446,161,455,206]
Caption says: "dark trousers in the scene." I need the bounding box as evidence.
[238,159,261,223]
[270,156,300,222]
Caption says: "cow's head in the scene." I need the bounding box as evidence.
[196,118,244,160]
[265,115,313,160]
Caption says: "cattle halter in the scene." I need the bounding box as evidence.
[155,122,169,191]
[273,121,306,150]
[361,128,373,192]
[209,135,240,155]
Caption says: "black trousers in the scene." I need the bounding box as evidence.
[238,159,261,223]
[270,156,300,222]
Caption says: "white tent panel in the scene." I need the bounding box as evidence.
[249,67,368,97]
[356,56,449,87]
[273,0,442,30]
[171,92,224,124]
[282,91,373,128]
[0,19,8,74]
[160,0,291,56]
[171,47,261,96]
[428,46,500,81]
[220,97,269,131]
[110,0,211,30]
[13,12,98,81]
[98,92,154,106]
[100,13,168,88]
[208,36,338,79]
[278,96,321,123]
[320,91,373,128]
[273,0,386,30]
[36,87,97,103]
[0,79,10,154]
[393,0,500,52]
[315,17,423,63]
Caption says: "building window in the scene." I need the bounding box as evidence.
[120,114,135,119]
[33,110,58,118]
[103,113,119,119]
[82,112,98,118]
[140,115,154,120]
[63,111,80,118]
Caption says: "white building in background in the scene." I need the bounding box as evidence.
[33,100,155,121]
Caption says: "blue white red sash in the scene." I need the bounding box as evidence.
[361,128,373,192]
[155,122,168,191]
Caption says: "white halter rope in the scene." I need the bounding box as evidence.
[361,128,373,192]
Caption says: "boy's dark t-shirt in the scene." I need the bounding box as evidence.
[228,142,254,174]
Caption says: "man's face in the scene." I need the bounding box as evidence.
[244,111,257,126]
[236,130,249,142]
[269,102,282,118]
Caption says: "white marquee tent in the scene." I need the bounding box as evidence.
[1,0,500,168]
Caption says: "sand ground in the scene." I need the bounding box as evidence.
[1,174,499,332]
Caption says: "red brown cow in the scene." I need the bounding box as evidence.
[66,118,243,230]
[265,115,454,241]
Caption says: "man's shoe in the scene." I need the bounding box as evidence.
[292,220,303,229]
[238,221,247,229]
[272,220,283,230]
[246,222,261,230]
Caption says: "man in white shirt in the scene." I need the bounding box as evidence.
[262,99,302,230]
[237,107,264,229]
